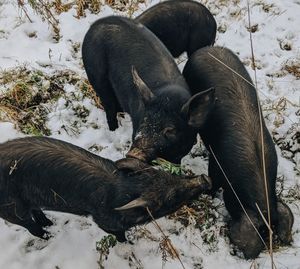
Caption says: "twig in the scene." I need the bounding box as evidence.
[207,52,255,88]
[208,146,267,247]
[146,207,186,269]
[207,55,296,126]
[255,203,273,235]
[50,188,68,205]
[17,0,33,23]
[192,242,206,255]
[246,1,274,267]
[129,251,143,268]
[38,0,59,24]
[250,260,258,269]
[9,160,19,175]
[208,145,277,268]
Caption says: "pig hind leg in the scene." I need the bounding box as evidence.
[0,200,49,239]
[31,209,53,227]
[208,157,224,195]
[92,77,122,131]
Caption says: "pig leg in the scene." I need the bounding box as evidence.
[94,80,122,131]
[16,217,50,239]
[103,229,127,242]
[276,201,294,244]
[228,211,265,259]
[31,209,53,227]
[113,231,126,242]
[94,214,127,242]
[208,156,224,194]
[0,200,49,239]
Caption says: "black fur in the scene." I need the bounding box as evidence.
[182,46,294,259]
[82,16,200,163]
[0,136,211,241]
[136,0,217,57]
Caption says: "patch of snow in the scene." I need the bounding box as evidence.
[0,0,299,268]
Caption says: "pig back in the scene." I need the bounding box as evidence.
[83,16,188,102]
[136,0,217,57]
[183,47,262,144]
[183,46,278,215]
[0,137,118,207]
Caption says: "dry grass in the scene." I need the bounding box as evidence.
[273,124,300,163]
[80,79,102,109]
[284,63,300,79]
[159,236,182,266]
[0,67,100,136]
[17,0,145,40]
[146,207,186,269]
[108,0,146,17]
[25,0,60,41]
[70,0,101,18]
[169,195,223,251]
[267,57,300,79]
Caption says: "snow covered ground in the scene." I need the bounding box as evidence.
[0,0,299,268]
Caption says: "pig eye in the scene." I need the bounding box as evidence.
[163,127,177,141]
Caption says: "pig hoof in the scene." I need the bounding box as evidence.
[112,231,127,243]
[31,210,53,227]
[276,201,294,244]
[107,119,119,131]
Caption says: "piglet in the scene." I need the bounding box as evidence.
[182,46,294,259]
[136,0,217,57]
[0,136,211,241]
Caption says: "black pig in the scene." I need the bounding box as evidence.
[82,16,214,163]
[182,46,294,259]
[136,0,217,57]
[0,136,211,241]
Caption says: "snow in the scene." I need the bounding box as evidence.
[0,0,299,268]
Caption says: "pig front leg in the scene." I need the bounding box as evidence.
[31,209,53,227]
[208,156,224,195]
[0,199,50,239]
[102,228,127,242]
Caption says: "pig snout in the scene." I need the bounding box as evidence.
[126,148,148,162]
[126,134,157,162]
[185,174,212,192]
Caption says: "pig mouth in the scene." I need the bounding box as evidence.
[126,148,148,162]
[126,147,156,163]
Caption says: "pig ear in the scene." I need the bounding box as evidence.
[181,87,215,128]
[115,197,148,211]
[132,66,154,103]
